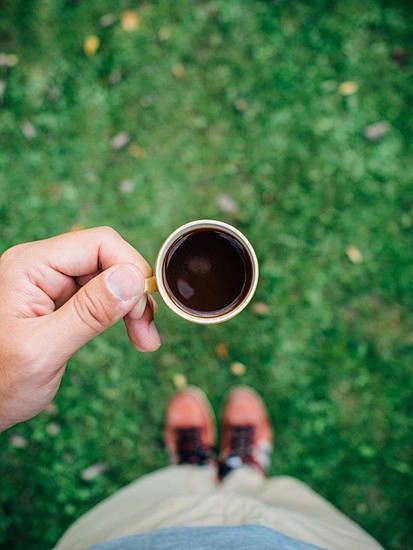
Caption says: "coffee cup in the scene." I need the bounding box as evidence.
[144,220,259,324]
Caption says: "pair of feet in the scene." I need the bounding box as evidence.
[164,385,273,480]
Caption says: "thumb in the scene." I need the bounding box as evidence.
[51,264,145,359]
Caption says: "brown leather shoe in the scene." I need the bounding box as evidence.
[218,386,273,479]
[164,386,216,466]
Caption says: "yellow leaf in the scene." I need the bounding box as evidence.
[84,35,100,57]
[121,11,140,31]
[216,342,229,360]
[346,245,363,264]
[338,81,358,96]
[172,63,186,80]
[252,302,270,317]
[128,144,147,159]
[230,362,246,376]
[173,373,188,390]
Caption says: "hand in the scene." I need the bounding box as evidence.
[0,226,161,432]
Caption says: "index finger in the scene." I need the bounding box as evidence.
[36,226,152,278]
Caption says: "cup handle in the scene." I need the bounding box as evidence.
[144,275,158,294]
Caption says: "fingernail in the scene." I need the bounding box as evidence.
[132,295,147,319]
[148,321,161,347]
[147,294,158,314]
[107,266,142,302]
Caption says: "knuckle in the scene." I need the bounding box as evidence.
[73,286,114,333]
[1,243,28,263]
[98,226,120,239]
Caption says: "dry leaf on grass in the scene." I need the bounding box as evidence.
[9,434,28,449]
[99,13,117,28]
[346,245,363,264]
[121,11,140,31]
[45,402,59,416]
[173,373,188,389]
[81,463,108,481]
[84,35,100,57]
[111,131,131,150]
[364,121,390,142]
[172,64,186,79]
[21,121,37,139]
[216,193,239,214]
[252,302,270,317]
[230,362,246,376]
[119,179,135,194]
[338,81,358,96]
[216,342,229,360]
[0,53,18,67]
[128,144,147,159]
[46,422,60,437]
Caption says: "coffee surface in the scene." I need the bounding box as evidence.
[163,229,253,317]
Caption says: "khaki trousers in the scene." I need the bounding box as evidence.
[55,466,382,550]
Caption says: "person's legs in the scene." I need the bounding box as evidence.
[218,386,383,550]
[55,387,218,550]
[55,385,384,550]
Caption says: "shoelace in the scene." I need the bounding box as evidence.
[175,427,214,466]
[219,425,265,480]
[226,424,255,463]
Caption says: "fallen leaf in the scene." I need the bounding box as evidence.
[84,35,100,57]
[119,179,135,194]
[216,193,239,214]
[216,342,229,360]
[81,462,108,481]
[121,11,140,31]
[338,81,358,96]
[252,302,270,317]
[346,245,363,264]
[99,13,117,28]
[0,53,18,67]
[172,63,186,79]
[364,121,390,142]
[173,373,188,389]
[9,434,28,449]
[111,131,131,150]
[128,143,147,159]
[45,402,59,415]
[21,120,36,139]
[46,422,60,437]
[230,362,246,376]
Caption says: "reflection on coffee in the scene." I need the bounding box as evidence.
[163,229,253,317]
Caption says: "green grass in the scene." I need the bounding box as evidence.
[0,0,412,548]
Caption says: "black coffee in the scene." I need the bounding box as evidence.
[163,228,253,317]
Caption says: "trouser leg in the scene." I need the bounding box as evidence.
[221,467,383,550]
[55,465,217,550]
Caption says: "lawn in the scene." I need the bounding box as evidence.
[0,1,412,549]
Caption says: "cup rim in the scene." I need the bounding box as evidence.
[154,219,259,324]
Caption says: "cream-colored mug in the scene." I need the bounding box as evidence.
[144,220,259,324]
